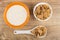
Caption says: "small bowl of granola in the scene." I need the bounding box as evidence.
[33,2,53,21]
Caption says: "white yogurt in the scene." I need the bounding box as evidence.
[6,5,27,26]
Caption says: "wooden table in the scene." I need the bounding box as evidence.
[0,0,60,40]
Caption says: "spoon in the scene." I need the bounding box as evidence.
[14,25,47,38]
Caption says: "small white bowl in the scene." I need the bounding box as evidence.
[33,2,53,21]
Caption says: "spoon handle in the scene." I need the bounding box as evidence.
[14,30,31,34]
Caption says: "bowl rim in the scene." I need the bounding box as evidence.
[3,2,30,29]
[33,2,53,21]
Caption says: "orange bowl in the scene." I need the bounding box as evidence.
[3,2,30,29]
